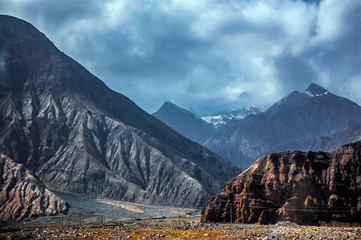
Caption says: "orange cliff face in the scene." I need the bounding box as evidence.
[201,141,361,225]
[0,154,68,222]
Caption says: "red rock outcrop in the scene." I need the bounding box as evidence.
[201,141,361,225]
[0,154,68,222]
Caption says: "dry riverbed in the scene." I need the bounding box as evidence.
[0,192,199,227]
[1,217,360,239]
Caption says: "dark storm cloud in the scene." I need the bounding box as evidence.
[82,11,189,78]
[1,0,360,115]
[0,0,94,28]
[274,53,317,93]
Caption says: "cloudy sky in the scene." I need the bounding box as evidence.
[1,0,360,115]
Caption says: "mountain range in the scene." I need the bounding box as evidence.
[1,14,360,224]
[153,84,361,169]
[202,107,263,128]
[204,83,361,168]
[0,14,241,217]
[152,102,263,145]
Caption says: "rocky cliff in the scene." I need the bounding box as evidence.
[201,141,361,225]
[0,154,68,222]
[0,15,241,209]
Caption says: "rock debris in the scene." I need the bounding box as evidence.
[1,217,360,239]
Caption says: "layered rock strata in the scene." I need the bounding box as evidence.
[201,141,361,225]
[0,154,68,222]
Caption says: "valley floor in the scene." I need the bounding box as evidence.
[1,216,360,239]
[1,192,360,239]
[0,191,199,227]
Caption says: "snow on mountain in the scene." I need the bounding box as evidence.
[204,83,361,168]
[202,107,263,128]
[304,83,329,97]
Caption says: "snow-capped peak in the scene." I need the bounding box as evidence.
[304,83,329,97]
[202,107,263,127]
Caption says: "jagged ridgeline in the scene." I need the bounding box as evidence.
[0,15,241,209]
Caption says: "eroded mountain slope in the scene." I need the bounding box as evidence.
[201,141,361,225]
[0,154,68,222]
[0,15,240,208]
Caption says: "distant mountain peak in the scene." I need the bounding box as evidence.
[202,107,263,128]
[158,101,194,116]
[304,83,329,97]
[153,101,215,144]
[164,101,175,106]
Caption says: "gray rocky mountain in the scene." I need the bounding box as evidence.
[205,83,361,168]
[0,15,241,209]
[153,101,215,144]
[271,121,361,153]
[0,154,68,222]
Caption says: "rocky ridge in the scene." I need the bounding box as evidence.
[201,141,361,225]
[0,154,68,222]
[0,15,241,209]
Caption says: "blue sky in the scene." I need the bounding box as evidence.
[1,0,360,115]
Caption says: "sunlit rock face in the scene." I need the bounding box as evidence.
[201,141,361,225]
[0,154,68,222]
[0,15,241,208]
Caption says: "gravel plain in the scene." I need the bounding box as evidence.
[1,217,360,239]
[1,192,360,239]
[0,191,199,227]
